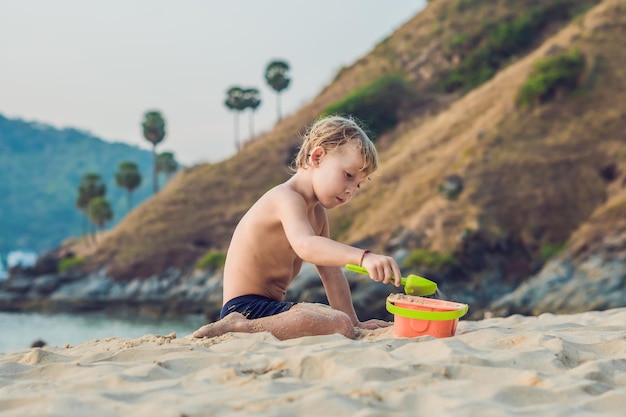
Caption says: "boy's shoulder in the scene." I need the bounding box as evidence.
[255,182,299,206]
[265,181,294,197]
[262,181,319,210]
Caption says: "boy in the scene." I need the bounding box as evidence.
[193,116,401,340]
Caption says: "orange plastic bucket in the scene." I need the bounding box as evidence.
[386,294,468,338]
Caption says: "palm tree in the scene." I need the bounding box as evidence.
[264,60,291,122]
[224,86,246,151]
[156,151,178,183]
[115,161,142,211]
[87,196,113,240]
[142,110,166,194]
[242,87,262,140]
[76,173,106,241]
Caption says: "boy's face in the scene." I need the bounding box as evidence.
[311,143,369,209]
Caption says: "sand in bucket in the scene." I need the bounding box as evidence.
[387,293,468,338]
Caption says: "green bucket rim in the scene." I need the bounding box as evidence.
[386,299,468,321]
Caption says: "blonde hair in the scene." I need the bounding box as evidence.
[293,116,378,175]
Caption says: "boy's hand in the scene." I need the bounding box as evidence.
[361,252,402,287]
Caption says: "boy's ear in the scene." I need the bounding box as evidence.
[310,146,325,167]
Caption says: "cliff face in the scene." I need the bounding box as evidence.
[64,0,624,289]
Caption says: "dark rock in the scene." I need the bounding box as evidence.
[2,275,33,295]
[297,287,328,304]
[490,253,625,316]
[32,275,62,295]
[30,339,46,348]
[438,174,464,199]
[598,163,618,182]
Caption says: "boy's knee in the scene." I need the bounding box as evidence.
[333,312,356,339]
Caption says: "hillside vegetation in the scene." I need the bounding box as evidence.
[70,0,625,284]
[0,116,161,253]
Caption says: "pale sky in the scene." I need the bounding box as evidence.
[1,1,426,166]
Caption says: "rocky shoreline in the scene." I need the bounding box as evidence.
[492,253,626,316]
[1,241,624,322]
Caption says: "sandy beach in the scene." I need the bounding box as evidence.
[1,308,625,417]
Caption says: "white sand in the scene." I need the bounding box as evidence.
[1,308,625,417]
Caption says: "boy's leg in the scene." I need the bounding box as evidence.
[192,303,356,340]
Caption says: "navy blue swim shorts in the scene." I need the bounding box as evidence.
[220,294,296,320]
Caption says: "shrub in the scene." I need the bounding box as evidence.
[321,73,410,138]
[440,14,533,92]
[58,256,85,273]
[402,249,457,269]
[195,250,226,271]
[515,49,585,107]
[540,242,567,260]
[454,0,475,13]
[448,33,469,49]
[441,1,588,93]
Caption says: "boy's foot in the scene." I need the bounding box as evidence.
[192,312,249,338]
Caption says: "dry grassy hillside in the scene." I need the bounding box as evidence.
[338,0,626,251]
[69,0,625,280]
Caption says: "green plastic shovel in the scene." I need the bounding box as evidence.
[345,264,438,296]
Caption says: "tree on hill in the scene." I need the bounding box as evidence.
[224,86,246,151]
[142,110,166,194]
[264,60,291,122]
[156,152,178,183]
[87,196,113,239]
[242,87,262,140]
[115,161,142,211]
[76,173,106,242]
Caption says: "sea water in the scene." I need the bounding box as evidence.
[0,311,207,353]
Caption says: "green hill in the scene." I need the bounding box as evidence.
[0,114,159,254]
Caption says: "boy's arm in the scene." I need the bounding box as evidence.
[316,264,360,325]
[314,211,391,329]
[316,258,393,330]
[315,210,358,324]
[277,186,402,283]
[277,189,365,266]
